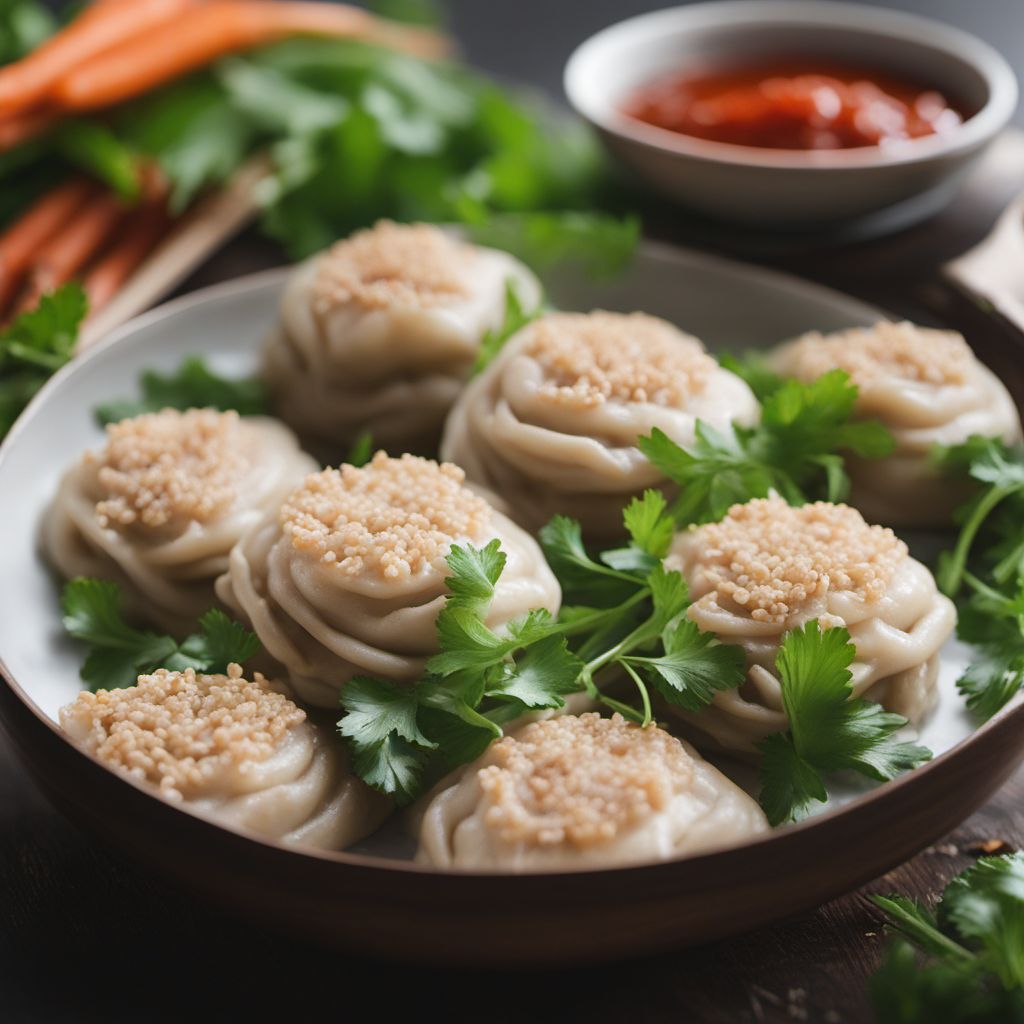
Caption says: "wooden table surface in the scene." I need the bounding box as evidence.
[5,5,1024,1017]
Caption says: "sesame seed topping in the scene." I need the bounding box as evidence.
[477,714,694,849]
[280,451,492,580]
[59,665,306,801]
[312,220,477,314]
[783,321,974,387]
[522,311,715,409]
[90,409,247,531]
[685,497,908,624]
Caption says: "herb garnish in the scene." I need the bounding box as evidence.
[94,355,268,425]
[337,490,744,804]
[0,282,87,438]
[758,621,932,825]
[62,577,260,692]
[870,853,1024,1022]
[934,438,1024,720]
[638,369,894,526]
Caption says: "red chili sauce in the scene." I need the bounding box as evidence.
[622,60,965,151]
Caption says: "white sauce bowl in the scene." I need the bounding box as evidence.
[564,1,1018,230]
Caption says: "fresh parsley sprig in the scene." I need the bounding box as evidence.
[94,355,268,425]
[337,490,745,803]
[472,280,539,375]
[935,438,1024,719]
[638,369,895,526]
[61,577,260,691]
[870,853,1024,1022]
[0,283,87,438]
[758,621,932,826]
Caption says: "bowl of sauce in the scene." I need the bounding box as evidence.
[565,2,1017,231]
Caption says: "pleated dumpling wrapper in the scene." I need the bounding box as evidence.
[666,496,956,755]
[42,408,318,634]
[416,713,768,871]
[264,220,541,458]
[441,310,759,540]
[770,321,1022,526]
[216,452,561,708]
[60,664,390,850]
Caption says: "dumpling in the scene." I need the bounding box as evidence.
[770,321,1022,526]
[666,496,956,755]
[42,408,317,633]
[263,220,542,457]
[441,310,759,540]
[216,451,560,708]
[416,713,769,870]
[59,664,390,850]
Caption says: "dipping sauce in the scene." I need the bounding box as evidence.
[623,60,964,151]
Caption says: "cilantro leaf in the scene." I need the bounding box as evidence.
[758,733,827,826]
[758,621,931,825]
[539,515,638,604]
[718,350,785,403]
[639,370,894,526]
[639,423,777,526]
[443,539,505,615]
[942,854,1024,989]
[339,676,436,750]
[473,279,538,375]
[345,429,374,468]
[622,489,675,559]
[870,853,1024,1022]
[175,609,261,674]
[485,636,583,709]
[0,283,87,437]
[624,617,745,712]
[349,732,431,804]
[95,356,268,425]
[62,578,260,691]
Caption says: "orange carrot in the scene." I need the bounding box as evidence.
[0,178,95,312]
[0,107,57,152]
[52,1,450,112]
[0,0,201,118]
[82,201,171,312]
[16,191,126,310]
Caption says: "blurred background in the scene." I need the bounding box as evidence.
[445,0,1024,125]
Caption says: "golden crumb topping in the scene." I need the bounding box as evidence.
[90,408,247,531]
[522,311,714,409]
[281,451,492,580]
[783,321,974,387]
[59,665,305,801]
[312,220,476,314]
[477,714,694,849]
[685,497,908,624]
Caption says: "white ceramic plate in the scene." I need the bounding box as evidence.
[0,242,1013,963]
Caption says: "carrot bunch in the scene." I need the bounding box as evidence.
[0,0,448,136]
[0,0,450,323]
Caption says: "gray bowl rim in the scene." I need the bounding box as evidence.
[564,0,1019,171]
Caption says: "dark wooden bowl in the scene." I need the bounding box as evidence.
[3,668,1023,966]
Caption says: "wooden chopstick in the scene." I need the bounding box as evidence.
[76,153,272,353]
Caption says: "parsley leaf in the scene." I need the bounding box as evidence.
[870,853,1024,1022]
[935,438,1024,719]
[0,283,87,437]
[62,578,260,691]
[94,356,268,425]
[623,618,746,712]
[639,370,895,527]
[345,429,374,467]
[472,279,538,374]
[758,621,931,825]
[442,538,505,614]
